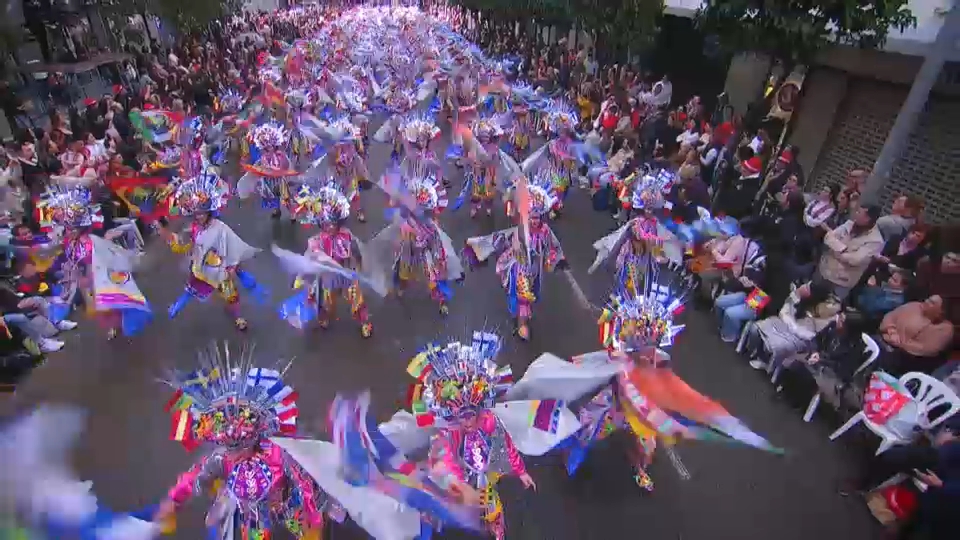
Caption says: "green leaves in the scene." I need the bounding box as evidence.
[695,0,917,65]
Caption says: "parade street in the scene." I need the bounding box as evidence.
[6,123,882,540]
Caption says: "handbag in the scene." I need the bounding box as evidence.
[745,288,770,313]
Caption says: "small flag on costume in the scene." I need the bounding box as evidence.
[170,410,198,451]
[407,353,430,379]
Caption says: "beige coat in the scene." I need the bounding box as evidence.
[818,221,884,288]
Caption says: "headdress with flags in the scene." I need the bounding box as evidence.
[405,331,512,426]
[35,186,103,229]
[598,261,695,352]
[162,342,298,452]
[406,174,448,212]
[167,170,230,216]
[542,100,579,133]
[247,122,290,149]
[292,183,351,225]
[629,168,676,212]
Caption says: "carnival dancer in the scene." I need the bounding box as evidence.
[237,122,299,219]
[36,186,152,341]
[162,172,264,331]
[588,169,684,295]
[463,172,571,340]
[277,184,375,337]
[368,172,463,316]
[521,101,581,218]
[153,343,347,539]
[506,90,534,161]
[323,331,582,540]
[457,115,515,218]
[310,115,371,222]
[507,262,782,493]
[373,111,442,182]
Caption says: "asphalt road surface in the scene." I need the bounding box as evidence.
[6,117,882,539]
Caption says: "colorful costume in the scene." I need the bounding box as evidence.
[238,122,299,218]
[520,102,581,217]
[368,174,463,316]
[459,116,512,218]
[311,116,371,222]
[325,331,580,540]
[165,172,264,331]
[508,262,782,492]
[463,173,568,340]
[161,344,346,539]
[505,85,536,161]
[36,186,152,340]
[588,170,684,294]
[280,184,374,337]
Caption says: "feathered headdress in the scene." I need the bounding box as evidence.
[598,262,694,351]
[526,168,560,217]
[168,171,230,216]
[406,174,448,212]
[400,112,441,146]
[292,183,351,225]
[36,186,102,229]
[162,343,298,453]
[471,116,504,141]
[543,99,579,133]
[405,331,512,425]
[217,89,245,114]
[247,122,290,149]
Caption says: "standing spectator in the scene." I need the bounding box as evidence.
[877,194,924,241]
[817,205,885,301]
[802,185,838,230]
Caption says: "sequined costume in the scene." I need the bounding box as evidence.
[507,93,533,161]
[588,169,678,296]
[160,344,347,540]
[283,184,373,337]
[461,117,509,218]
[326,331,582,540]
[312,116,371,222]
[239,122,299,218]
[510,262,782,492]
[36,186,152,340]
[520,101,581,217]
[389,175,461,315]
[165,172,263,331]
[464,173,568,340]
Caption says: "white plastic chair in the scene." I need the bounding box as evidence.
[802,334,880,422]
[829,371,960,455]
[736,320,755,354]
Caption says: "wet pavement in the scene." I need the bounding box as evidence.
[5,122,881,539]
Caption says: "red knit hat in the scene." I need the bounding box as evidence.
[778,149,794,164]
[742,156,763,176]
[83,98,97,107]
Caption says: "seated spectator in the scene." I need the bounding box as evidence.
[722,147,763,219]
[713,240,767,342]
[803,185,838,230]
[912,249,960,352]
[840,416,960,539]
[876,223,930,275]
[802,310,870,394]
[0,281,75,353]
[745,280,841,371]
[817,205,885,300]
[878,295,955,375]
[856,270,910,322]
[694,225,752,299]
[877,194,924,241]
[842,168,867,199]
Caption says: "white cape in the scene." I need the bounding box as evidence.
[270,438,423,540]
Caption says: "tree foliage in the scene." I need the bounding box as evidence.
[110,0,235,32]
[452,0,663,59]
[695,0,917,66]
